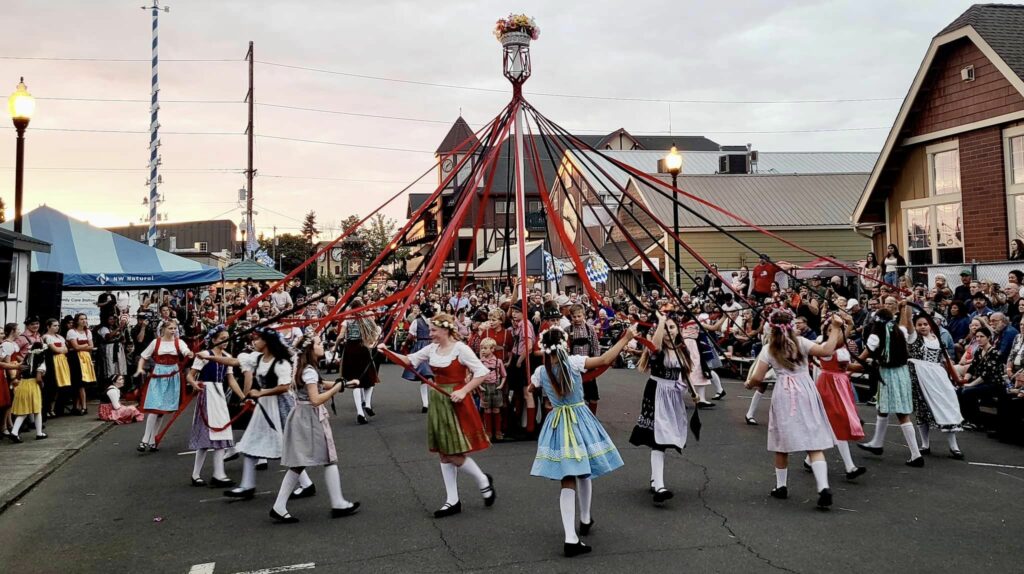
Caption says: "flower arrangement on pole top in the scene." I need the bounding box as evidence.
[494,14,540,41]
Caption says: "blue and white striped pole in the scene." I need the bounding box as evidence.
[144,2,168,246]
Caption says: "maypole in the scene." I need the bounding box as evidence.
[142,1,169,246]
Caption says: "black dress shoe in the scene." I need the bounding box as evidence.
[34,434,48,440]
[949,449,965,460]
[290,484,317,500]
[579,520,594,536]
[330,502,361,518]
[856,443,883,455]
[224,487,256,499]
[191,477,207,487]
[147,443,159,452]
[564,541,592,558]
[224,452,240,462]
[745,416,758,426]
[770,486,788,499]
[422,407,429,414]
[905,456,925,468]
[433,501,462,518]
[269,509,299,524]
[816,488,833,509]
[802,460,812,472]
[652,488,674,503]
[845,466,868,480]
[365,407,376,417]
[357,415,368,425]
[920,447,931,455]
[696,401,715,409]
[712,391,727,400]
[209,477,235,488]
[255,461,269,471]
[482,474,496,507]
[136,442,146,452]
[9,434,22,444]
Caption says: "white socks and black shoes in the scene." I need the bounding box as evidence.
[770,468,788,499]
[560,488,592,557]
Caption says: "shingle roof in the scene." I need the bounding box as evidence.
[0,226,50,253]
[407,193,432,217]
[598,239,656,269]
[634,172,868,229]
[222,259,285,281]
[435,117,479,154]
[937,4,1024,80]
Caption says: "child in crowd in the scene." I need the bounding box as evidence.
[478,338,506,441]
[99,375,144,424]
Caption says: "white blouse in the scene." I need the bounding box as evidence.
[531,355,587,388]
[66,328,93,347]
[140,338,191,359]
[408,342,489,378]
[256,356,293,387]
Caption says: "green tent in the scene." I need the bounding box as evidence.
[222,260,286,282]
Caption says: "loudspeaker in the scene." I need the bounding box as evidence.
[28,271,63,322]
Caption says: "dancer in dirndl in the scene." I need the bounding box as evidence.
[630,311,692,505]
[384,313,497,518]
[42,319,72,417]
[812,321,867,480]
[270,330,361,523]
[745,310,845,509]
[341,300,380,425]
[98,375,143,425]
[857,301,925,467]
[402,303,434,413]
[682,322,715,409]
[903,310,965,459]
[186,326,245,487]
[528,325,632,557]
[66,314,97,416]
[9,343,46,442]
[135,319,193,452]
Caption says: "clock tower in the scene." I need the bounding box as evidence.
[435,116,479,191]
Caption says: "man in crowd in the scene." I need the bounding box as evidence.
[990,312,1019,363]
[953,269,974,304]
[968,293,993,321]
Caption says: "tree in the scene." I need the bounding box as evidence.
[0,197,6,223]
[300,211,319,244]
[257,233,310,275]
[363,213,409,260]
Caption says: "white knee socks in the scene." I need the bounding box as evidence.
[440,462,459,505]
[363,387,374,408]
[560,488,579,544]
[273,469,300,515]
[775,467,788,488]
[34,414,43,436]
[11,415,25,436]
[918,424,931,450]
[710,372,724,394]
[746,390,763,419]
[211,449,228,480]
[650,450,666,490]
[835,441,857,473]
[459,457,489,489]
[866,414,890,447]
[900,423,922,459]
[142,413,160,444]
[193,449,208,480]
[324,464,354,509]
[239,456,257,490]
[695,386,708,402]
[948,432,961,452]
[809,460,829,491]
[298,470,313,489]
[420,384,430,408]
[576,478,592,524]
[353,389,366,417]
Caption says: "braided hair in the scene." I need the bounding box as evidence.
[539,327,573,398]
[766,309,804,370]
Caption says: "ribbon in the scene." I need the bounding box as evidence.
[378,348,452,397]
[550,401,585,461]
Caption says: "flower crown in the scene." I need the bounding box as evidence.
[298,327,318,350]
[768,309,795,332]
[205,324,226,346]
[539,326,569,354]
[431,319,455,330]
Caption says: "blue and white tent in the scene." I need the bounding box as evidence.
[2,206,222,289]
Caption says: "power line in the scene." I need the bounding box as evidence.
[0,126,239,135]
[37,97,241,104]
[255,134,433,153]
[259,174,433,184]
[255,59,901,104]
[0,56,237,62]
[0,166,240,173]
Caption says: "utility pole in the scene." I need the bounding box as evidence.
[272,225,277,263]
[244,40,255,260]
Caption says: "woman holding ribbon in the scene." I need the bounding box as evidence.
[402,303,435,413]
[630,311,692,505]
[340,298,381,425]
[134,319,193,452]
[383,313,496,519]
[745,310,845,510]
[526,324,634,558]
[185,326,245,487]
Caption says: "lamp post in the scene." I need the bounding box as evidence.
[8,78,35,234]
[661,144,683,294]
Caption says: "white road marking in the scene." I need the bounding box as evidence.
[189,563,216,574]
[234,564,315,574]
[968,462,1024,470]
[178,450,197,456]
[997,471,1024,482]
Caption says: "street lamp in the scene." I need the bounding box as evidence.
[8,77,35,234]
[661,144,683,293]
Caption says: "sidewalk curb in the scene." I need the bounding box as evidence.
[0,421,115,514]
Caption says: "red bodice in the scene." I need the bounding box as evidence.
[152,338,183,366]
[432,361,469,386]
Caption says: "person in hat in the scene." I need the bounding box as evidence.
[953,269,974,304]
[556,296,572,330]
[968,293,993,322]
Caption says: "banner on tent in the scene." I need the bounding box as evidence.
[60,290,141,325]
[63,270,222,289]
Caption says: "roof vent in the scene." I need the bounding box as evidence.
[961,65,975,82]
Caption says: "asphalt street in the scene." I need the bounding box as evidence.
[1,364,1022,574]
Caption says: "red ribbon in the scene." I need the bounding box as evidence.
[378,348,452,397]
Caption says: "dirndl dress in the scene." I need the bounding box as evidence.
[408,342,491,455]
[877,366,914,416]
[98,386,144,424]
[0,368,10,409]
[629,376,689,452]
[341,340,378,389]
[402,318,433,382]
[757,340,836,453]
[11,378,42,416]
[531,355,623,480]
[814,349,864,441]
[140,338,185,414]
[43,339,72,388]
[908,335,964,432]
[281,366,338,467]
[236,357,294,460]
[188,357,234,450]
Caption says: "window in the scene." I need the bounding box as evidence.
[495,200,515,214]
[528,200,542,213]
[1005,128,1024,247]
[901,141,964,266]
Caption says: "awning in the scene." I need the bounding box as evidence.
[222,260,285,281]
[2,206,222,289]
[473,240,545,278]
